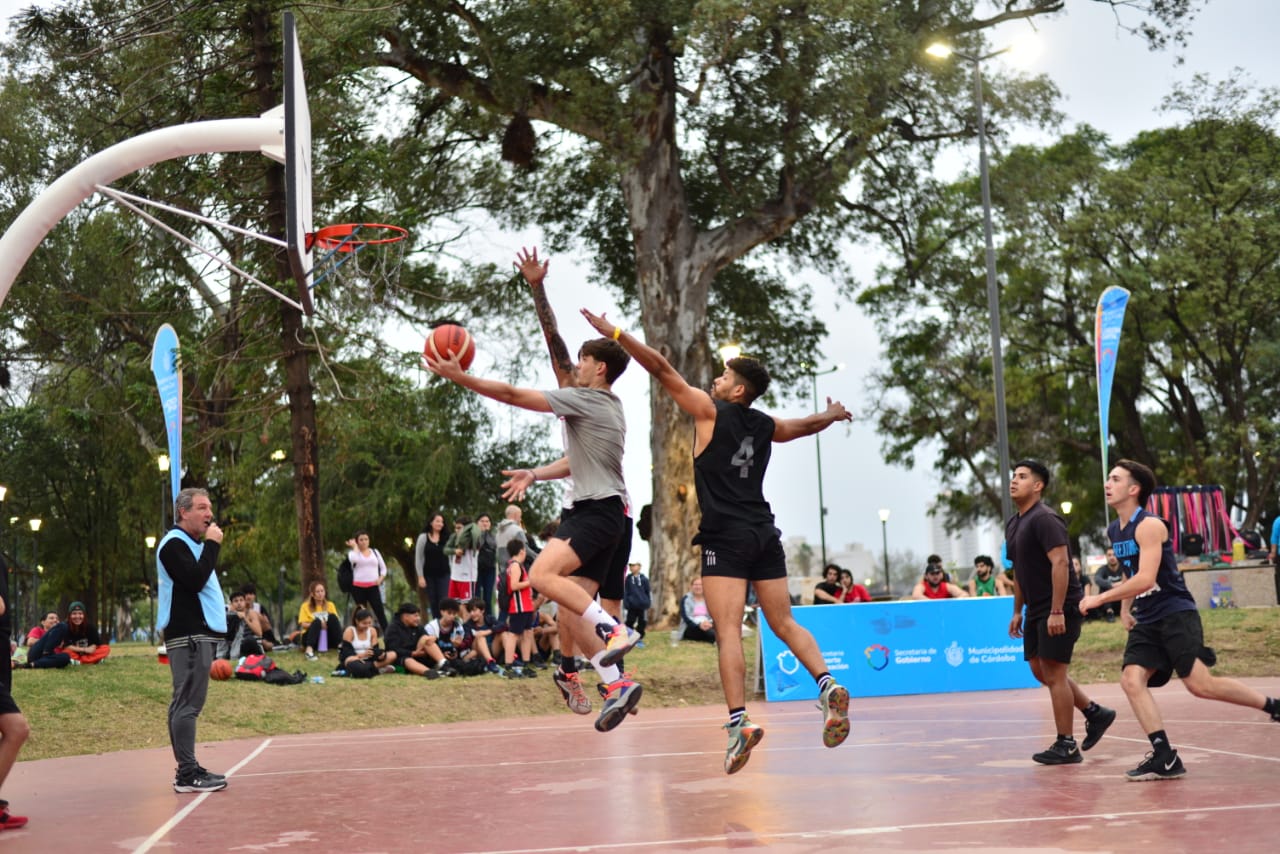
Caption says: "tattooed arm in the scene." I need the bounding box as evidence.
[515,247,576,388]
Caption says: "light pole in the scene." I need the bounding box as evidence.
[145,535,158,643]
[0,484,6,561]
[878,508,891,597]
[29,518,42,628]
[926,38,1036,524]
[807,363,845,569]
[158,454,171,532]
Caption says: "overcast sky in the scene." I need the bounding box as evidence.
[3,0,1276,569]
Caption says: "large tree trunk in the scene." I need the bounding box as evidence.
[621,35,716,624]
[249,9,325,589]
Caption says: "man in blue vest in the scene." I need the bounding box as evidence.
[157,487,228,793]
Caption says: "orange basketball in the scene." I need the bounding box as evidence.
[425,324,476,371]
[210,658,234,681]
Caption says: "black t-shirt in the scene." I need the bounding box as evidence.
[693,399,776,542]
[813,581,841,604]
[1005,501,1080,620]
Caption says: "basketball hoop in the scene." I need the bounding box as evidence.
[307,222,408,303]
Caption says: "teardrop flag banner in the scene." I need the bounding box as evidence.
[150,324,183,511]
[1094,286,1130,492]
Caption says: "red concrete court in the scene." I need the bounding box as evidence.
[3,678,1277,852]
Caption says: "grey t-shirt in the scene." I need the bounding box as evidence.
[544,386,626,504]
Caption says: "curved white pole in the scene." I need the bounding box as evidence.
[0,112,283,308]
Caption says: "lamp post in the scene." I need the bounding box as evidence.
[145,535,157,643]
[878,508,891,597]
[925,38,1036,524]
[29,518,42,628]
[807,363,845,569]
[157,454,171,531]
[0,484,6,560]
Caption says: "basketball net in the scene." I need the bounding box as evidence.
[308,223,408,306]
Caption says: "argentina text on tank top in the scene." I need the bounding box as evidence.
[1107,507,1197,623]
[693,399,776,542]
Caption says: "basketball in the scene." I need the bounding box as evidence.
[210,658,234,681]
[425,323,476,371]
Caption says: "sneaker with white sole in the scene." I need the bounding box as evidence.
[174,770,228,793]
[1125,750,1186,781]
[1033,736,1082,765]
[554,669,592,715]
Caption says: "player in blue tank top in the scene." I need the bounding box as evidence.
[1080,459,1280,781]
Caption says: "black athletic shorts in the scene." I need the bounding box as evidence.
[554,496,626,588]
[598,515,633,602]
[506,611,538,633]
[698,526,787,582]
[0,684,19,716]
[1123,608,1205,684]
[1023,610,1083,664]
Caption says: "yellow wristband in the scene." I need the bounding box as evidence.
[612,326,622,340]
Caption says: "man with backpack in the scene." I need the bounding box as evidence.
[623,562,651,646]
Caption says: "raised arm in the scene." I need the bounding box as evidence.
[516,247,576,388]
[773,396,852,443]
[580,308,715,423]
[424,348,552,413]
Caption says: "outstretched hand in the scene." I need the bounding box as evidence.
[422,347,466,382]
[500,468,535,501]
[514,246,548,286]
[580,308,613,338]
[825,396,853,423]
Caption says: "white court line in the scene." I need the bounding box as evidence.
[132,738,272,854]
[462,800,1280,854]
[1104,734,1280,763]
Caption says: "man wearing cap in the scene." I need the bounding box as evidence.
[157,487,227,794]
[911,556,968,599]
[384,603,434,676]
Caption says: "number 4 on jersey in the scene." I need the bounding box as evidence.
[731,437,755,478]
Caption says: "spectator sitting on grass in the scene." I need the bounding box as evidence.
[61,602,110,664]
[462,597,503,675]
[339,608,396,677]
[418,598,464,678]
[383,602,434,677]
[297,581,342,661]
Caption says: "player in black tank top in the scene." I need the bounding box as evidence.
[582,307,854,775]
[693,399,776,541]
[1080,459,1280,781]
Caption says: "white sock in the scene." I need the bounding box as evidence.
[580,600,615,629]
[588,650,620,684]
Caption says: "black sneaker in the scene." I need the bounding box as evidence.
[423,667,443,680]
[1032,737,1082,765]
[1082,705,1116,751]
[174,771,228,793]
[195,766,226,782]
[1125,750,1186,781]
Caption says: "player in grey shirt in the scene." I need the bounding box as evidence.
[425,333,644,731]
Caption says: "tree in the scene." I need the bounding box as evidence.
[859,74,1280,537]
[370,0,1199,617]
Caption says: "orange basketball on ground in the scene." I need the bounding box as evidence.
[425,324,476,371]
[210,658,233,681]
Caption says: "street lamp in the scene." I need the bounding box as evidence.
[145,535,158,643]
[925,36,1037,524]
[157,454,170,531]
[807,363,845,568]
[29,518,41,625]
[717,342,741,363]
[878,508,891,597]
[1060,501,1073,516]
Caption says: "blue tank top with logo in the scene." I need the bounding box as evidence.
[1106,508,1196,623]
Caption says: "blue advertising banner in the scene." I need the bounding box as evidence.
[150,324,183,506]
[1094,285,1130,486]
[759,598,1039,701]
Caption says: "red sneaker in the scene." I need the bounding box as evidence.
[0,806,28,830]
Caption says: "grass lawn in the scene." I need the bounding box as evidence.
[12,608,1278,762]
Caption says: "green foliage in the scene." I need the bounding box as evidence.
[860,74,1280,537]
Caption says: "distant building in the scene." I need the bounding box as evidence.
[928,500,1001,570]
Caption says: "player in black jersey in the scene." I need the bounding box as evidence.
[1080,459,1280,780]
[582,308,852,774]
